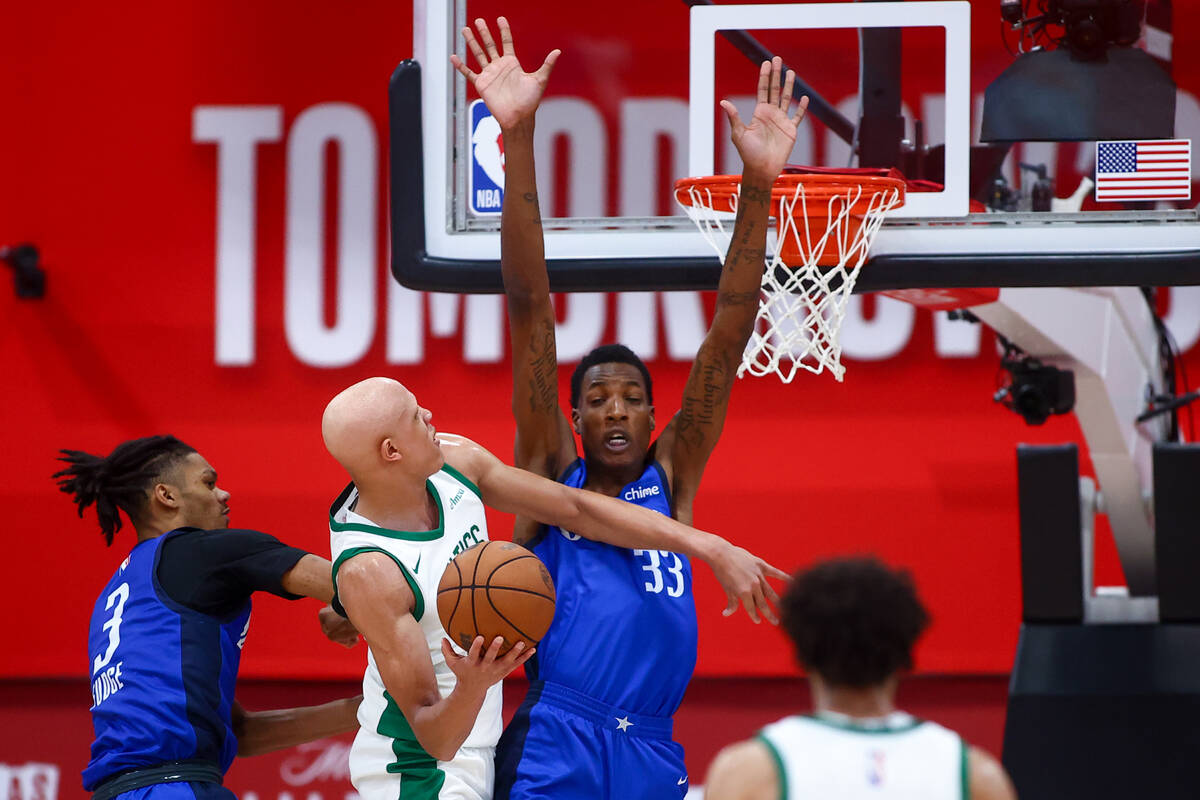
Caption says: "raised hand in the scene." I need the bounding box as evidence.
[705,540,791,625]
[721,57,809,186]
[450,16,560,131]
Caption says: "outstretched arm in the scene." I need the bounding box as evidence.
[452,17,574,482]
[442,435,789,623]
[232,696,362,757]
[658,59,809,520]
[336,552,532,762]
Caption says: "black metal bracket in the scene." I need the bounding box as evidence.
[0,244,46,299]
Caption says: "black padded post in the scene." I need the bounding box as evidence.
[1154,443,1200,622]
[1016,444,1084,622]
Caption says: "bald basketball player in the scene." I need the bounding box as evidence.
[321,377,787,800]
[704,557,1017,800]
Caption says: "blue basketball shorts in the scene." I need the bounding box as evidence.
[111,783,234,800]
[494,681,688,800]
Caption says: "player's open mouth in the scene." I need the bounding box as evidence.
[604,431,630,452]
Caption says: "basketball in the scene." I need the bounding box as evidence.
[437,541,556,656]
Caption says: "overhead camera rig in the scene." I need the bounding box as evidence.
[1001,0,1146,59]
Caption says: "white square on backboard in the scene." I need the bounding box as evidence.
[688,1,972,219]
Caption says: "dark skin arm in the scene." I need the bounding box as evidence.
[231,696,362,757]
[452,17,575,545]
[656,59,808,524]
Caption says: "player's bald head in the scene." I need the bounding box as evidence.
[322,377,414,478]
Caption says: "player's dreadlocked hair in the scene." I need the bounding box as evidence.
[781,556,930,689]
[570,344,654,408]
[54,435,197,546]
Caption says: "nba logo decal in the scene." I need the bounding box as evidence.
[469,99,504,215]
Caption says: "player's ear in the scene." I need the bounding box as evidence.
[380,438,403,463]
[570,408,582,435]
[152,482,179,509]
[648,407,655,431]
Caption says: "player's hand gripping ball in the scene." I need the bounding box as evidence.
[437,541,556,655]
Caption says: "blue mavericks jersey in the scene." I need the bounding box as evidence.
[82,531,251,790]
[528,459,698,716]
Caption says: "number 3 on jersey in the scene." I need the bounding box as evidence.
[634,550,685,597]
[94,583,130,673]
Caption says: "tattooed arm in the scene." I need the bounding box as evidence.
[657,58,809,522]
[452,17,575,543]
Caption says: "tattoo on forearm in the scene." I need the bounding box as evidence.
[526,320,558,413]
[741,184,771,203]
[718,288,761,307]
[675,346,733,449]
[522,191,542,225]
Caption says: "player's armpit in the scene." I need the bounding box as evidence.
[279,554,336,604]
[704,739,779,800]
[968,746,1019,800]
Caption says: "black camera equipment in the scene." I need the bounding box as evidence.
[994,338,1076,425]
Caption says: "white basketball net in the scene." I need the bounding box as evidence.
[679,180,903,382]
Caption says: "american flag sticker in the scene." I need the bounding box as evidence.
[1095,139,1191,202]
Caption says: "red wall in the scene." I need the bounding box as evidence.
[3,0,1199,688]
[0,676,1010,800]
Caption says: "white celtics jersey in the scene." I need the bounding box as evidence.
[329,465,503,794]
[758,712,967,800]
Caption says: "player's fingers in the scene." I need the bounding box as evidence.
[441,638,460,662]
[720,101,745,138]
[483,635,506,662]
[756,60,770,105]
[514,646,536,667]
[499,640,527,666]
[762,576,782,607]
[535,49,561,82]
[449,54,478,84]
[761,559,792,582]
[497,16,515,57]
[468,635,486,660]
[722,591,738,617]
[754,584,778,625]
[791,95,810,127]
[768,56,782,106]
[743,592,762,624]
[462,26,488,67]
[781,69,796,109]
[474,18,501,60]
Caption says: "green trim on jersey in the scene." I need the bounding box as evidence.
[328,481,446,542]
[801,712,924,734]
[332,546,425,620]
[755,733,789,800]
[960,737,970,800]
[441,463,482,500]
[379,690,447,798]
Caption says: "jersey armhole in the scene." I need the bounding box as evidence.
[754,732,789,800]
[332,546,425,620]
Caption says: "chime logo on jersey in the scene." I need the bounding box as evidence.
[469,99,504,215]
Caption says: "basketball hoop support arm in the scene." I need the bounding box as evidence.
[966,287,1165,596]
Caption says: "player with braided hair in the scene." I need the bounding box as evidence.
[704,557,1017,800]
[57,435,362,800]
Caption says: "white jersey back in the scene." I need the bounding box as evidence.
[759,712,966,800]
[329,465,503,786]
